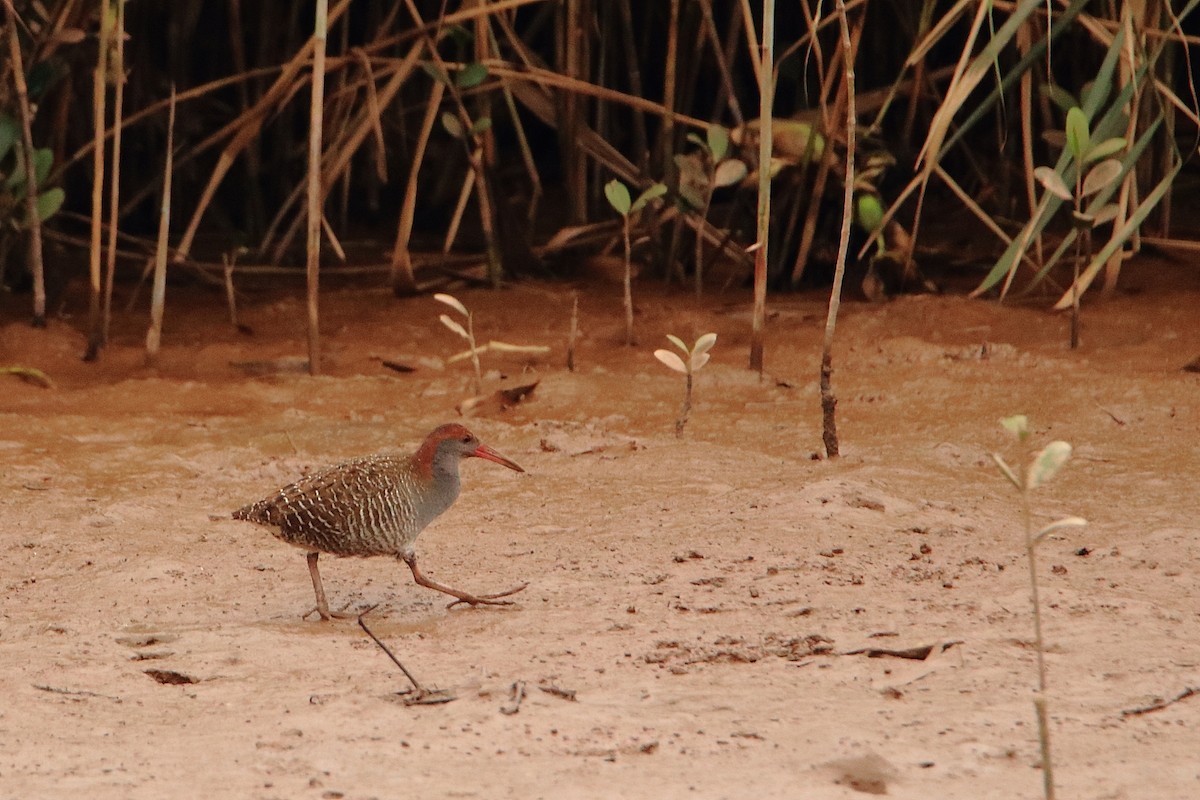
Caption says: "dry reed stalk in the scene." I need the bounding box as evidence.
[335,18,353,232]
[485,18,545,223]
[84,3,113,361]
[392,77,445,295]
[145,87,175,366]
[819,0,857,459]
[172,0,353,264]
[5,5,47,327]
[474,1,501,282]
[749,0,774,375]
[444,170,477,253]
[402,0,503,287]
[561,0,587,222]
[222,252,239,330]
[103,0,125,341]
[614,0,649,169]
[736,0,762,78]
[567,292,578,372]
[659,0,680,174]
[790,16,863,288]
[225,0,257,219]
[698,0,743,124]
[264,43,421,262]
[306,0,330,376]
[488,64,710,130]
[319,214,346,262]
[1017,18,1044,269]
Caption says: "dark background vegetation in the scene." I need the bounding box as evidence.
[0,0,1196,336]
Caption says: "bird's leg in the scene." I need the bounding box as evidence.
[401,554,527,609]
[357,611,455,705]
[303,552,357,621]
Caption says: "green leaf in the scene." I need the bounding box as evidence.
[1034,516,1087,543]
[630,182,668,214]
[690,351,710,371]
[991,453,1021,489]
[1066,107,1090,163]
[469,116,492,136]
[420,62,451,86]
[1086,137,1126,163]
[665,334,688,354]
[654,349,688,374]
[713,158,747,188]
[855,194,885,234]
[1090,203,1120,226]
[5,145,26,189]
[707,125,729,161]
[1081,158,1122,197]
[33,148,53,185]
[439,112,460,139]
[33,187,64,222]
[1034,166,1072,201]
[439,24,473,48]
[604,179,631,216]
[692,332,717,357]
[441,112,464,139]
[455,62,488,89]
[1000,415,1029,439]
[1040,84,1079,113]
[1071,209,1095,230]
[1027,440,1072,489]
[686,132,706,150]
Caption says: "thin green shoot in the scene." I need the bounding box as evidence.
[605,179,666,346]
[991,414,1087,800]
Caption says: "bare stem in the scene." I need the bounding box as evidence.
[85,3,113,360]
[466,313,482,396]
[819,0,856,458]
[676,370,693,437]
[622,217,634,346]
[749,0,774,375]
[103,0,126,342]
[5,8,46,327]
[567,293,578,372]
[145,87,176,365]
[696,176,715,298]
[1021,467,1055,800]
[305,0,330,376]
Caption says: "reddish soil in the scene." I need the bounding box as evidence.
[2,260,1198,799]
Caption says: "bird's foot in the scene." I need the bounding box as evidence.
[445,582,528,609]
[302,604,362,621]
[400,686,456,706]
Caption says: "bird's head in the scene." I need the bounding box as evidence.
[420,423,525,474]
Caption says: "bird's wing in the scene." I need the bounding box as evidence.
[235,454,411,540]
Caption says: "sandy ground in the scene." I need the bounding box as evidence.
[1,262,1198,799]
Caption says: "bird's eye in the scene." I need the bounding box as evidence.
[461,435,472,444]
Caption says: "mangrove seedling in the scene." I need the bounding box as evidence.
[435,292,484,395]
[679,125,746,297]
[1035,105,1126,349]
[991,414,1087,800]
[434,293,549,395]
[604,178,666,346]
[654,333,716,436]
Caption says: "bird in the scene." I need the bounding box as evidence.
[233,423,527,620]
